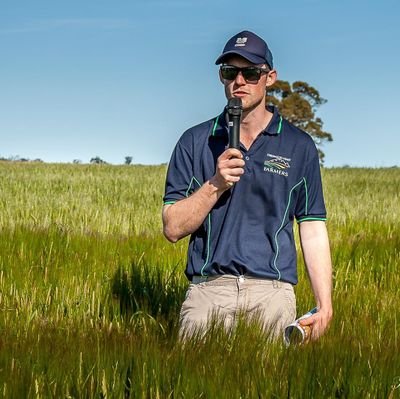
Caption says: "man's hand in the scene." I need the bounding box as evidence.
[299,307,333,340]
[209,148,245,190]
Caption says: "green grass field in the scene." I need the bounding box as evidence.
[0,162,399,398]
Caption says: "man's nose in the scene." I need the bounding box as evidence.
[234,71,246,85]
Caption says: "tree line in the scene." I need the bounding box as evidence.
[0,156,134,165]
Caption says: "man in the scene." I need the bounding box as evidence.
[162,30,332,340]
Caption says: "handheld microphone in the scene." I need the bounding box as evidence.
[226,98,242,150]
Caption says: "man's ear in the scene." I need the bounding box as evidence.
[266,69,277,88]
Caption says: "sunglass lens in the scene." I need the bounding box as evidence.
[221,66,238,80]
[242,68,261,82]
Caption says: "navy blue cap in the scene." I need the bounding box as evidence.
[215,30,273,69]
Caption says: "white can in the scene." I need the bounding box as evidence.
[284,307,318,346]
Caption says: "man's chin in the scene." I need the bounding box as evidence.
[241,101,257,113]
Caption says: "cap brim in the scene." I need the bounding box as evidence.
[215,50,266,65]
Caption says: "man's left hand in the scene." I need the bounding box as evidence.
[299,307,333,341]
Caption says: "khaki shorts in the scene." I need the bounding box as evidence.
[179,275,296,339]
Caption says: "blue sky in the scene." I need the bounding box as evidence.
[1,0,399,167]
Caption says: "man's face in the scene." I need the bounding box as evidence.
[219,55,276,112]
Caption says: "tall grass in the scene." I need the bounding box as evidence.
[0,162,399,398]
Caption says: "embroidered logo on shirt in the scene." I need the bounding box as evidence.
[264,154,291,177]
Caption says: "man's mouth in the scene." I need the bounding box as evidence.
[233,91,248,97]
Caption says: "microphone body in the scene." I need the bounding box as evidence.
[226,98,242,150]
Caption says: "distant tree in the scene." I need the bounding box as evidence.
[73,159,82,164]
[90,156,107,164]
[124,156,133,165]
[266,80,332,164]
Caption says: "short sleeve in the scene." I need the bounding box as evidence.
[295,144,327,223]
[163,137,193,205]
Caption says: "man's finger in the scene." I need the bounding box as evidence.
[299,315,316,326]
[219,148,243,161]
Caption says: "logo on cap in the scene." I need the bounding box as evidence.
[235,37,247,47]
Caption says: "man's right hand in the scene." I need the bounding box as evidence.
[209,148,245,191]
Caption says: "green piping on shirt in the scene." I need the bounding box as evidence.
[211,115,220,136]
[185,176,202,197]
[303,177,309,215]
[200,213,212,277]
[163,200,177,205]
[297,217,327,223]
[273,178,304,280]
[184,176,212,277]
[277,116,283,134]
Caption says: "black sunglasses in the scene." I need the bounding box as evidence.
[220,65,269,82]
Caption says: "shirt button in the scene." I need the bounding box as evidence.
[245,156,250,160]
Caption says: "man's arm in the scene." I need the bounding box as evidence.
[298,220,333,340]
[163,149,244,243]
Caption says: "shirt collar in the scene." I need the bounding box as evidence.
[210,105,283,138]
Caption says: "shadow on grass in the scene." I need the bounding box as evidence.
[111,261,187,331]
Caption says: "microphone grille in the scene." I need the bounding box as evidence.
[227,98,242,109]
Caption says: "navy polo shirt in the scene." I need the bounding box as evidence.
[163,106,327,284]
